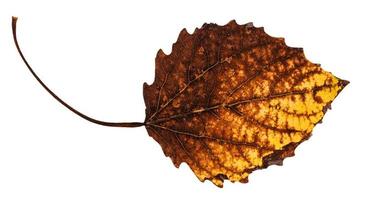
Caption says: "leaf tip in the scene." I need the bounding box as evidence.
[340,79,350,87]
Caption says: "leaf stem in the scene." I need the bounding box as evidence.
[12,16,145,128]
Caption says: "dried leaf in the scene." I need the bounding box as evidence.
[12,18,348,187]
[143,21,348,187]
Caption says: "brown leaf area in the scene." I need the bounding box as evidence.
[143,20,348,187]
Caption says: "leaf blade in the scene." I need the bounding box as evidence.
[143,21,348,187]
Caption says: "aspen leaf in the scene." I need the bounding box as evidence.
[12,17,348,187]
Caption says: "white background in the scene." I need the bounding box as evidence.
[0,0,363,199]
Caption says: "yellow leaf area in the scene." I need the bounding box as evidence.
[191,65,347,187]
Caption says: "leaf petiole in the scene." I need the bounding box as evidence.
[12,16,145,128]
